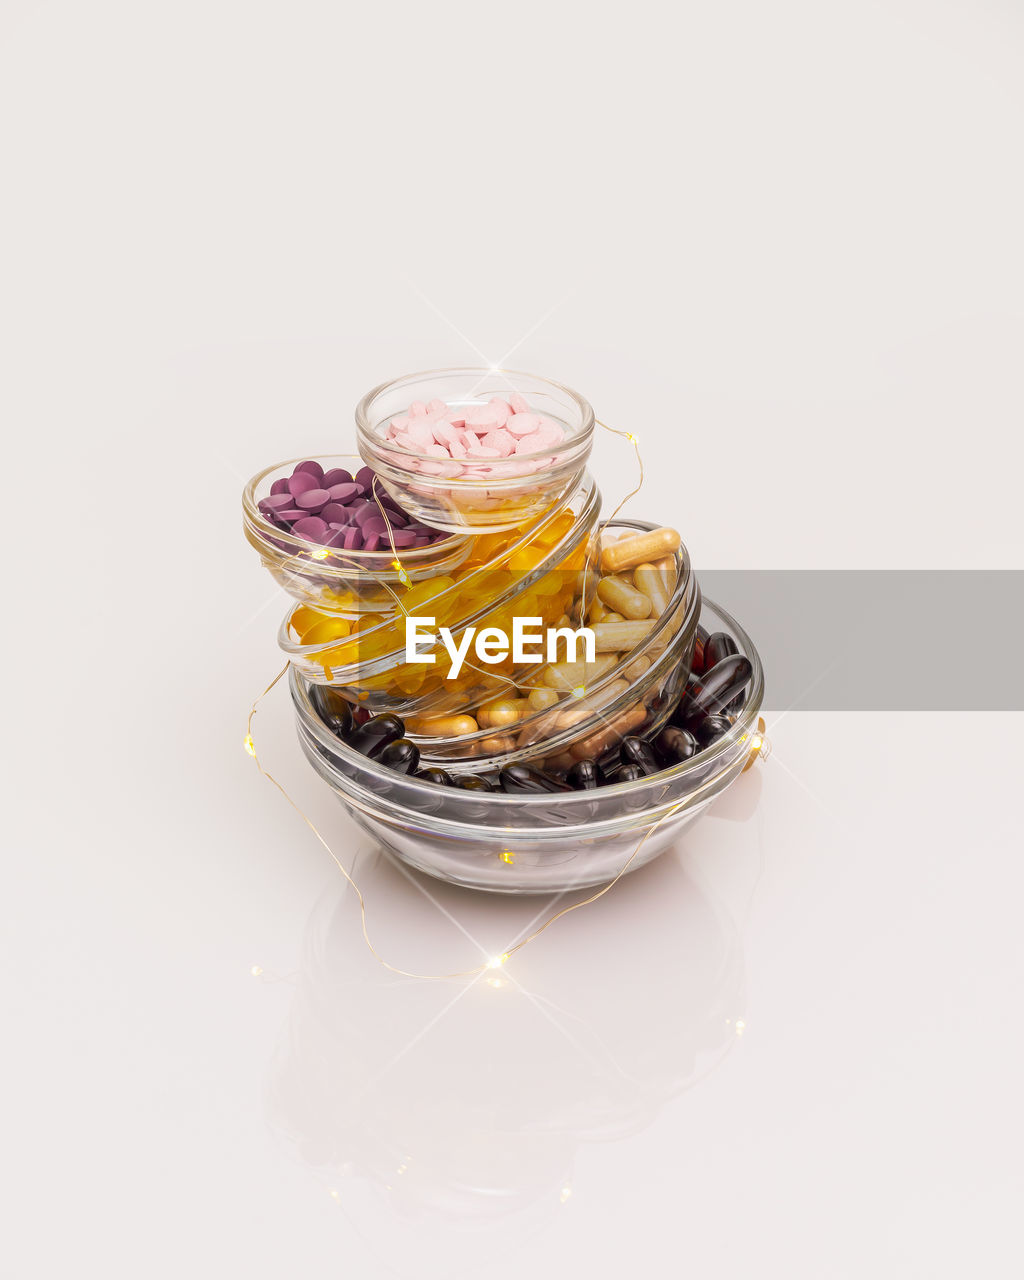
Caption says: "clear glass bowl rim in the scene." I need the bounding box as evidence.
[355,365,596,467]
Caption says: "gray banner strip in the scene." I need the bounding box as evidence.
[697,571,1024,711]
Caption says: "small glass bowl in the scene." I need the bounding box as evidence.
[410,520,700,772]
[356,367,595,535]
[279,472,601,715]
[290,597,765,894]
[242,454,471,616]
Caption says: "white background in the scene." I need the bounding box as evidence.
[2,2,1022,1277]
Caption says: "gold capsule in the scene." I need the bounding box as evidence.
[476,698,530,728]
[596,576,652,620]
[600,527,681,573]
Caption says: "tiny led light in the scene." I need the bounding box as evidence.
[250,965,263,977]
[560,1186,572,1204]
[735,1019,746,1036]
[243,734,256,757]
[571,685,587,700]
[500,849,515,864]
[310,547,330,560]
[486,954,507,969]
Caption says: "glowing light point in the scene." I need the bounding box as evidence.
[250,965,263,977]
[735,1019,746,1036]
[571,685,587,700]
[560,1186,572,1204]
[486,954,507,970]
[310,547,330,560]
[626,432,639,445]
[243,734,256,757]
[500,849,515,865]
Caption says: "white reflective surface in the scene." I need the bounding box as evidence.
[4,0,1023,1273]
[7,709,1024,1277]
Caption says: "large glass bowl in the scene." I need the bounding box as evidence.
[356,367,595,534]
[290,597,764,893]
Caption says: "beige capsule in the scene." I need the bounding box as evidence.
[555,678,629,730]
[526,685,562,713]
[591,619,657,652]
[407,714,479,737]
[569,703,649,761]
[480,734,516,753]
[596,575,652,620]
[620,654,652,682]
[543,652,619,691]
[600,527,681,574]
[633,562,674,616]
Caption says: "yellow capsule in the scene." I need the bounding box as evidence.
[300,616,352,646]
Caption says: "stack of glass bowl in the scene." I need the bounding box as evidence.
[243,368,765,892]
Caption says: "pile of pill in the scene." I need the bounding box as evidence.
[258,460,446,551]
[403,525,684,761]
[379,394,568,478]
[308,611,754,799]
[287,501,587,702]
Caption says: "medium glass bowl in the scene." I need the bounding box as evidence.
[410,519,700,772]
[242,454,471,616]
[356,367,595,534]
[290,597,764,893]
[278,472,601,715]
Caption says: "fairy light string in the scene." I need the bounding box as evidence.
[247,420,765,979]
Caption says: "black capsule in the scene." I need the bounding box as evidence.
[347,713,405,758]
[378,738,420,775]
[416,766,453,786]
[694,714,732,749]
[310,685,354,739]
[654,725,698,766]
[566,759,606,790]
[455,774,496,792]
[498,765,572,794]
[704,631,739,669]
[620,736,660,776]
[692,625,710,674]
[610,762,645,784]
[675,655,753,727]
